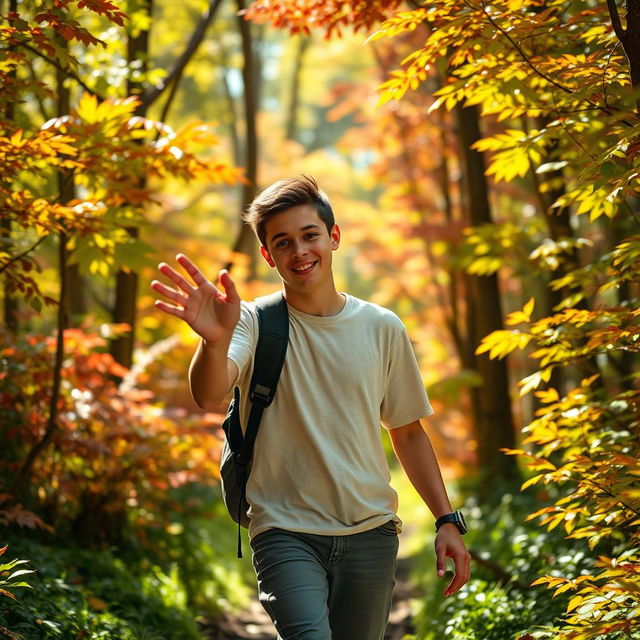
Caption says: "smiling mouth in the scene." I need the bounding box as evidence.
[291,261,317,274]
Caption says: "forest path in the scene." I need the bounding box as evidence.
[200,549,422,640]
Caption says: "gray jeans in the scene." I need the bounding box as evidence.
[250,523,399,640]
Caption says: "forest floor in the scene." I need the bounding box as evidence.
[200,546,422,640]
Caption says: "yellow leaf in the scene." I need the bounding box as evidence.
[10,129,23,145]
[523,297,535,320]
[475,330,531,359]
[531,576,551,587]
[544,512,565,531]
[618,489,640,499]
[76,93,99,124]
[553,582,576,596]
[564,513,577,535]
[521,474,543,490]
[534,387,559,404]
[93,233,109,249]
[501,448,527,456]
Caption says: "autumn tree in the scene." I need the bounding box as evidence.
[1,1,240,515]
[367,0,640,636]
[246,0,521,483]
[243,5,640,636]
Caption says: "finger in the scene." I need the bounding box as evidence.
[445,569,465,597]
[435,544,447,578]
[445,553,471,597]
[218,269,240,304]
[158,261,196,295]
[154,299,185,318]
[176,253,209,288]
[151,280,187,304]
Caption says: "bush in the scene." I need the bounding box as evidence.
[0,479,257,639]
[131,483,255,616]
[0,538,204,640]
[478,264,640,639]
[0,327,222,544]
[415,579,558,640]
[410,490,591,640]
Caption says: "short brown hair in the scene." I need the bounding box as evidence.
[243,175,335,246]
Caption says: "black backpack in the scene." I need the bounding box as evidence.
[219,292,289,557]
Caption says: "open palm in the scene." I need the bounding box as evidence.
[151,254,240,344]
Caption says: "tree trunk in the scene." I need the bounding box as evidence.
[58,35,86,322]
[607,0,640,115]
[222,66,242,166]
[110,0,152,369]
[10,232,69,499]
[225,0,260,275]
[10,51,74,499]
[67,263,88,321]
[286,36,310,141]
[1,218,17,334]
[455,103,518,486]
[3,0,19,334]
[606,209,638,388]
[528,116,577,396]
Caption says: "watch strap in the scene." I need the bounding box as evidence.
[435,510,467,535]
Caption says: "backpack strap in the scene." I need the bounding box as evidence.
[236,292,289,466]
[233,291,288,556]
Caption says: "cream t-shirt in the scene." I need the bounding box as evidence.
[227,293,433,540]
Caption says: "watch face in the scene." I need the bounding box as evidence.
[455,510,468,533]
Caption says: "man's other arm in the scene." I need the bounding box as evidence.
[388,420,471,597]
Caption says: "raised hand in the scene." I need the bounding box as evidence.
[151,254,241,344]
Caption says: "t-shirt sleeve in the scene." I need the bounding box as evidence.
[227,302,257,387]
[380,324,434,429]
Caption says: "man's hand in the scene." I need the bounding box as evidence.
[435,524,471,597]
[151,253,241,343]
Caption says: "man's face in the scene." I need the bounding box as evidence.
[260,204,340,294]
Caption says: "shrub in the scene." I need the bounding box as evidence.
[0,538,204,640]
[477,244,640,639]
[0,327,222,544]
[410,491,591,640]
[0,545,34,640]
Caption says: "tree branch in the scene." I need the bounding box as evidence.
[621,198,640,228]
[26,59,52,121]
[0,236,46,274]
[466,0,634,126]
[10,233,68,498]
[158,70,181,124]
[17,42,102,98]
[141,0,224,108]
[470,0,574,97]
[606,0,627,44]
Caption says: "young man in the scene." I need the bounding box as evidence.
[152,176,470,640]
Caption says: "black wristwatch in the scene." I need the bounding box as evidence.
[435,510,468,535]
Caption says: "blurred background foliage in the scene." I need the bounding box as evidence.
[1,0,639,638]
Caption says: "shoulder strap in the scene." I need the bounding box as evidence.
[235,292,289,466]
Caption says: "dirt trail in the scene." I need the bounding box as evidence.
[201,555,421,640]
